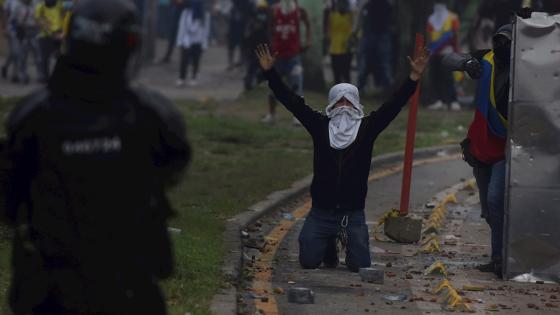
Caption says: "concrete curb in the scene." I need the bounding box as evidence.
[209,144,461,315]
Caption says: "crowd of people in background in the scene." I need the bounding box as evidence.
[2,0,560,104]
[1,0,73,84]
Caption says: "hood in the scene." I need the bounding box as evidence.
[325,83,364,118]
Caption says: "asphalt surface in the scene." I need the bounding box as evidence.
[239,154,560,315]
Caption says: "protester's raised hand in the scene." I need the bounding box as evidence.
[408,47,431,81]
[255,44,277,71]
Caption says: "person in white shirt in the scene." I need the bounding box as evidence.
[175,0,210,87]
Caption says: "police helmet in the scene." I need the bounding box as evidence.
[64,0,141,76]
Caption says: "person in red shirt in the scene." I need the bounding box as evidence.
[261,0,311,124]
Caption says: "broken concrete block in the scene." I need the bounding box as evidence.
[287,287,315,304]
[384,216,422,243]
[359,268,384,284]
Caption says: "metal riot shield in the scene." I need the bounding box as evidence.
[504,13,560,283]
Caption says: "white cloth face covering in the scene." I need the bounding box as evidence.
[325,83,365,150]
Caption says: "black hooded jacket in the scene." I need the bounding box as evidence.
[265,69,417,211]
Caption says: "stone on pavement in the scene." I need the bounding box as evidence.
[287,287,315,304]
[359,267,385,284]
[384,216,422,243]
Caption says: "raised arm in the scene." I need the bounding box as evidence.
[255,44,322,133]
[368,47,430,137]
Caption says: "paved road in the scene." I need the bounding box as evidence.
[240,153,560,315]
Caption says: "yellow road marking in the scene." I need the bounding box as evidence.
[252,153,461,314]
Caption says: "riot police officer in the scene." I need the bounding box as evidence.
[2,0,191,313]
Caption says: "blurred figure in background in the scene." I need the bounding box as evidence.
[176,0,210,87]
[243,0,269,91]
[61,0,77,38]
[355,0,395,95]
[325,0,354,84]
[479,0,522,32]
[227,0,251,70]
[35,0,63,83]
[159,0,187,64]
[12,0,41,84]
[261,0,311,124]
[1,0,18,81]
[426,1,461,111]
[209,0,231,46]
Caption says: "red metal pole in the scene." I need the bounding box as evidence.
[399,33,425,216]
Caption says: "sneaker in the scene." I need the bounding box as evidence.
[175,79,185,87]
[188,79,198,86]
[292,117,302,126]
[260,113,275,124]
[427,100,445,110]
[450,101,461,111]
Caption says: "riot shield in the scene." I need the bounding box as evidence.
[504,13,560,283]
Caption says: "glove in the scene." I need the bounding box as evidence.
[464,58,482,80]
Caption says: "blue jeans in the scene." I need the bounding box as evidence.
[473,160,506,262]
[298,208,371,272]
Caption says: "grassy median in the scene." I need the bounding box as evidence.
[0,88,472,315]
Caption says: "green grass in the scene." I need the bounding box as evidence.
[0,88,472,315]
